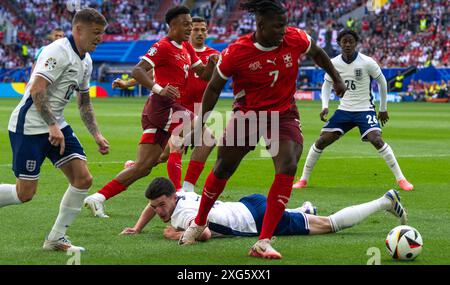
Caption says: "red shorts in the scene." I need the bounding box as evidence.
[220,104,303,148]
[140,94,195,148]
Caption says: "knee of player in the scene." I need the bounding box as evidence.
[158,153,169,164]
[73,174,93,189]
[278,160,298,176]
[213,162,234,179]
[17,190,35,203]
[370,136,385,149]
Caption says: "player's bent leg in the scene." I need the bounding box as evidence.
[366,130,385,150]
[117,143,163,186]
[43,159,90,252]
[15,179,39,203]
[368,131,414,191]
[90,143,163,210]
[294,132,340,189]
[0,180,33,207]
[251,141,300,258]
[180,146,251,245]
[157,143,171,164]
[315,131,341,150]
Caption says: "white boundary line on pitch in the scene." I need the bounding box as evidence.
[1,153,450,167]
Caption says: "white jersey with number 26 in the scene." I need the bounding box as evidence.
[325,53,383,112]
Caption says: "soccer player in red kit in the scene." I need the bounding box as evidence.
[165,16,220,193]
[109,16,219,194]
[179,0,346,259]
[84,6,218,217]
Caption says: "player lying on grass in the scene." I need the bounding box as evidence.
[120,177,407,241]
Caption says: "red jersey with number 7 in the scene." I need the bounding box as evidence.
[142,37,202,100]
[217,27,312,112]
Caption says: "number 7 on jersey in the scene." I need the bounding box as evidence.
[269,70,279,87]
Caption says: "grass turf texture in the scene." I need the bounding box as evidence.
[0,98,449,265]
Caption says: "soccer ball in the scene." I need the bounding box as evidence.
[385,225,423,260]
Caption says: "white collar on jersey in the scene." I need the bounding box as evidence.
[194,46,207,52]
[254,42,279,52]
[170,40,183,49]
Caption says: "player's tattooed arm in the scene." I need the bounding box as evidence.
[31,76,56,126]
[77,91,99,136]
[78,91,109,154]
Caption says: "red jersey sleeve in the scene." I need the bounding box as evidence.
[293,27,312,54]
[142,41,167,67]
[185,42,202,68]
[216,46,235,80]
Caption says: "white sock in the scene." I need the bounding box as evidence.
[300,144,323,181]
[329,196,391,232]
[378,143,405,181]
[0,184,22,207]
[47,185,88,241]
[90,192,106,203]
[182,181,195,192]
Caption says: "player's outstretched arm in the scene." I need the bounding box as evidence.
[164,225,211,241]
[77,91,109,155]
[120,202,156,235]
[307,41,346,98]
[112,70,154,90]
[31,76,65,155]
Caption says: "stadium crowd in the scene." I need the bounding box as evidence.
[0,0,449,82]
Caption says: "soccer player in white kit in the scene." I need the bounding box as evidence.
[120,177,407,242]
[293,30,414,191]
[0,8,109,252]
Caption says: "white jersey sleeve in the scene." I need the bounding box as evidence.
[367,57,383,79]
[34,44,69,85]
[79,55,93,93]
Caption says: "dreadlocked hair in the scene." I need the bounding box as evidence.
[240,0,286,16]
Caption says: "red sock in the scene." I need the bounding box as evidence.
[184,160,205,186]
[167,152,182,190]
[98,179,127,200]
[259,174,294,240]
[194,171,228,226]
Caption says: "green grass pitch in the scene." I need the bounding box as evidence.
[1,98,449,265]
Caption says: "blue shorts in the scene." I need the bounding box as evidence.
[322,109,382,141]
[8,125,86,180]
[239,194,310,236]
